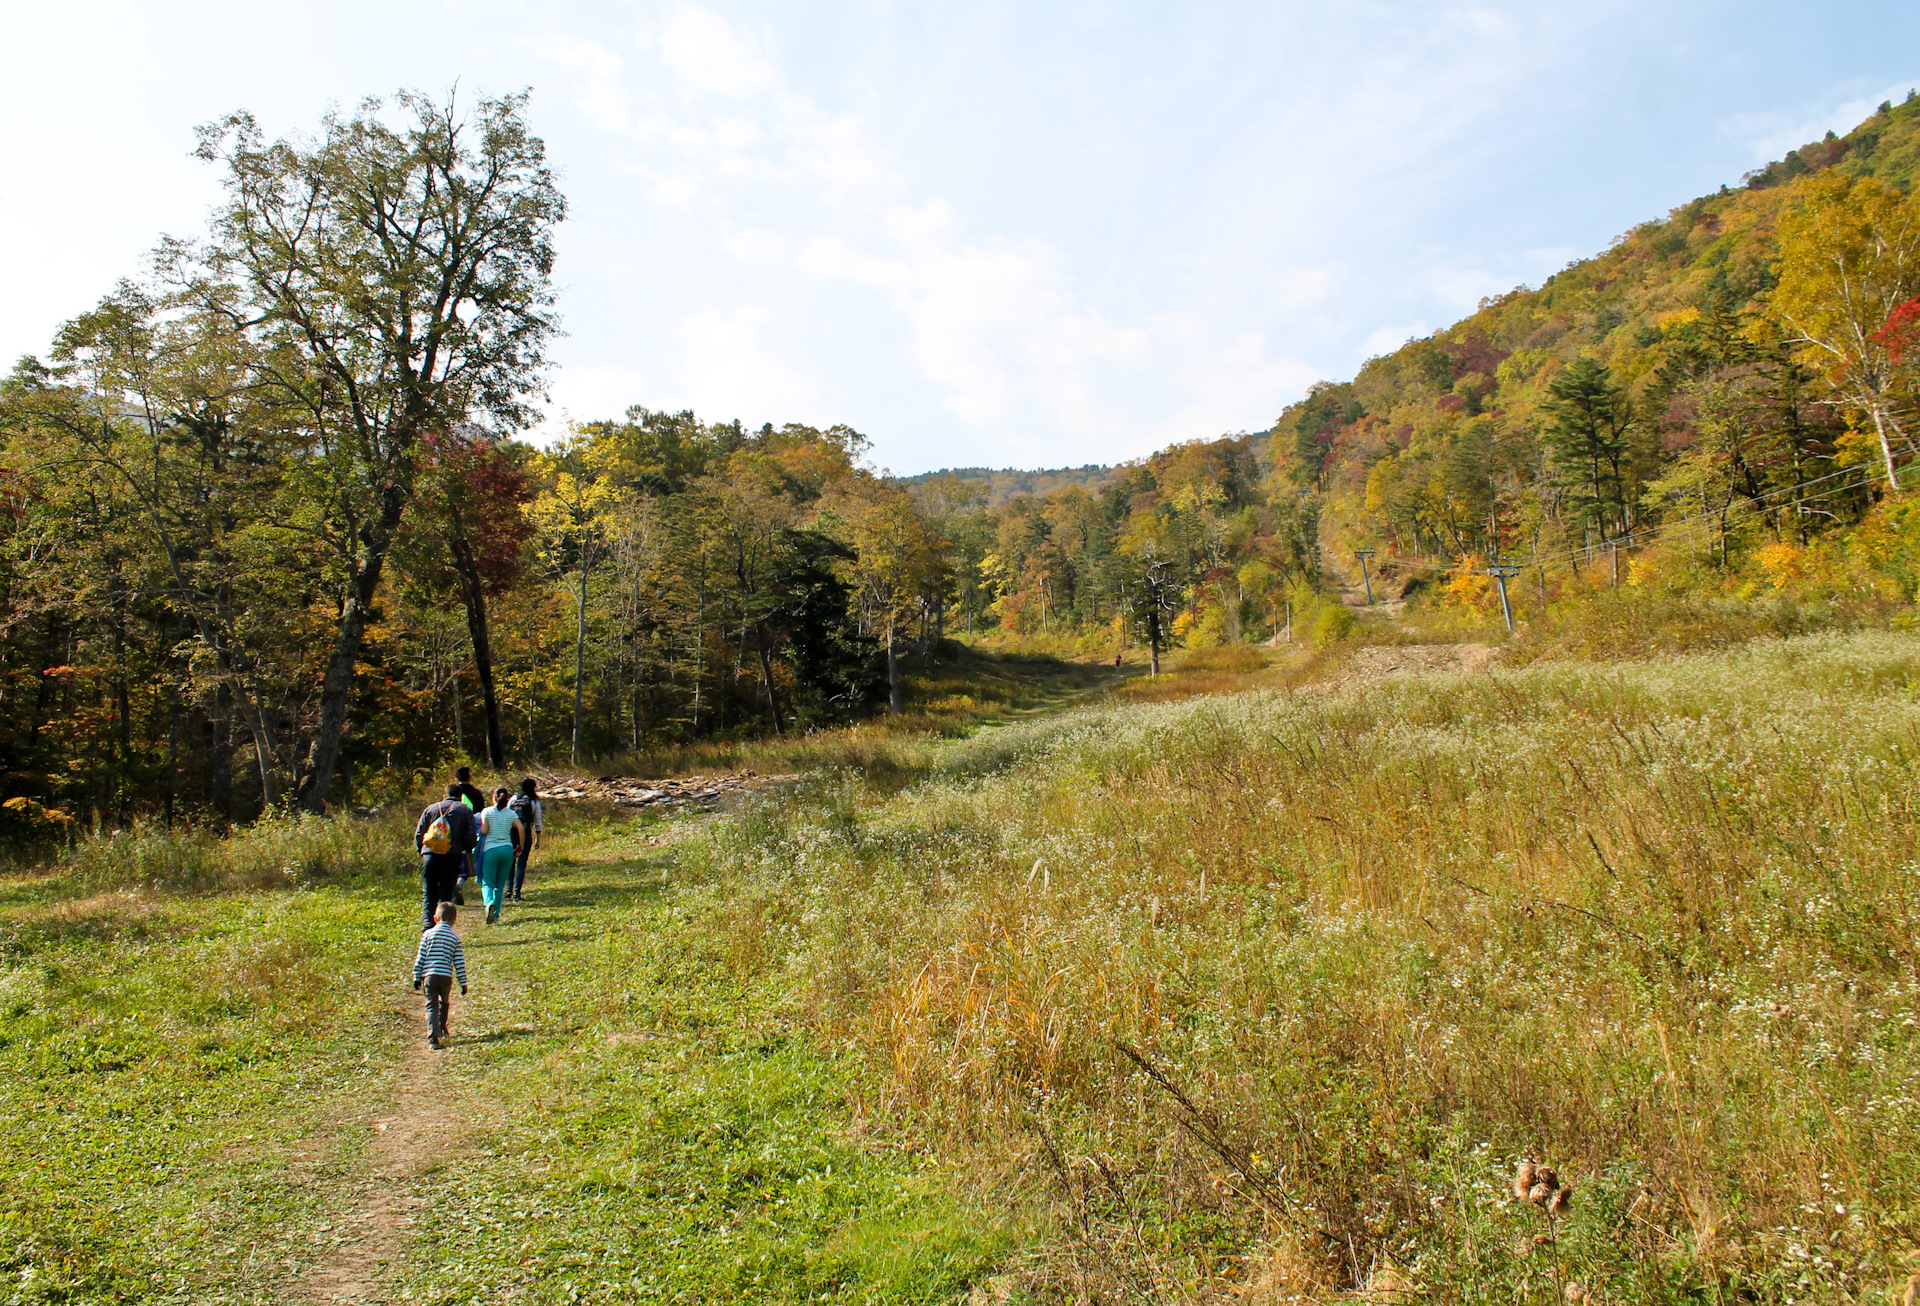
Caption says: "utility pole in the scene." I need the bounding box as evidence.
[1487,558,1521,634]
[1355,549,1376,605]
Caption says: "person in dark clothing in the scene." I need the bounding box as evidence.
[415,784,478,931]
[450,765,487,814]
[449,766,488,887]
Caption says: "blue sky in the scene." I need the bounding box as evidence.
[4,2,1918,473]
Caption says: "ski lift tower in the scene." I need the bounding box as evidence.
[1486,557,1522,634]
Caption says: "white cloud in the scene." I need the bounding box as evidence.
[1719,78,1920,165]
[1419,266,1511,312]
[1363,323,1428,358]
[1272,266,1336,310]
[652,6,779,97]
[533,6,1303,455]
[675,304,831,420]
[1158,330,1320,445]
[535,4,1600,464]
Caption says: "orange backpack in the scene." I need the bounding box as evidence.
[423,807,455,855]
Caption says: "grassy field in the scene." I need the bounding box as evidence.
[0,812,1002,1304]
[662,629,1920,1303]
[10,632,1920,1302]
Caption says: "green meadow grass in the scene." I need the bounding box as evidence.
[390,839,1007,1304]
[0,811,1004,1304]
[0,872,405,1303]
[661,630,1920,1303]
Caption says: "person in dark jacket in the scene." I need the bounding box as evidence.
[414,784,477,931]
[449,765,488,886]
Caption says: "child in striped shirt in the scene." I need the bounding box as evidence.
[412,901,469,1050]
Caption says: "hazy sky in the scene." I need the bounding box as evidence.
[4,2,1918,473]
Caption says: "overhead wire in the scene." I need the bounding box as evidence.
[1366,459,1883,576]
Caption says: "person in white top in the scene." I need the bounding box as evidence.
[475,787,524,924]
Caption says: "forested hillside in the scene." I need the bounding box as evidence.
[897,463,1115,507]
[1285,92,1920,605]
[13,92,1920,831]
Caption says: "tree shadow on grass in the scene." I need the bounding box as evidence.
[446,1026,539,1048]
[523,875,668,913]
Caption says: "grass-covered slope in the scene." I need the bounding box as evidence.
[9,630,1920,1302]
[0,815,997,1304]
[671,630,1920,1301]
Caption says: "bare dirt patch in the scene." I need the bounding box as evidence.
[1326,642,1504,690]
[284,990,467,1304]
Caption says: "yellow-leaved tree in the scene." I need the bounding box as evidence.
[830,476,936,715]
[529,432,619,764]
[1770,173,1920,490]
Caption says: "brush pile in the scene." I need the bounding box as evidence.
[531,769,798,811]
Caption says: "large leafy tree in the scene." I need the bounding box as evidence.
[1771,173,1920,490]
[178,89,563,810]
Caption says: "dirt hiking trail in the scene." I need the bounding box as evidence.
[287,989,472,1303]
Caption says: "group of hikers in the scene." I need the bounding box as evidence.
[408,766,546,1049]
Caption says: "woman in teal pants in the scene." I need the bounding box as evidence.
[475,787,524,924]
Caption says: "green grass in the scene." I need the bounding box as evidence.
[0,876,405,1303]
[391,837,1008,1303]
[0,809,1005,1304]
[19,628,1920,1302]
[658,629,1920,1303]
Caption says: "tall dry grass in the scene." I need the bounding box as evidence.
[46,809,415,893]
[676,630,1920,1302]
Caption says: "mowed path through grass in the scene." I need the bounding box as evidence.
[1,818,1001,1305]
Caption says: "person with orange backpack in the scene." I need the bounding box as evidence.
[414,784,477,932]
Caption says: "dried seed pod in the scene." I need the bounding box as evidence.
[1548,1185,1574,1217]
[1528,1181,1554,1205]
[1535,1165,1560,1191]
[1564,1284,1588,1303]
[1513,1160,1537,1200]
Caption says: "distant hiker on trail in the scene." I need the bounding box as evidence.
[450,765,487,813]
[450,765,488,888]
[415,784,477,932]
[508,777,543,903]
[475,787,524,924]
[412,901,468,1050]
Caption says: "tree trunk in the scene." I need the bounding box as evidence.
[295,574,375,812]
[1148,607,1162,678]
[572,565,588,766]
[452,667,465,756]
[755,628,784,733]
[210,679,233,820]
[1872,404,1901,491]
[448,532,506,767]
[886,621,902,715]
[164,687,180,829]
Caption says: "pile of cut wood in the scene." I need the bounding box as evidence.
[531,769,798,811]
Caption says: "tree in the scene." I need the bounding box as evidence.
[530,437,615,765]
[832,478,935,715]
[1542,356,1634,539]
[180,89,563,810]
[1771,173,1920,490]
[18,293,315,810]
[415,430,533,768]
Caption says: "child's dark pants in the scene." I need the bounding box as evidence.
[423,974,453,1042]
